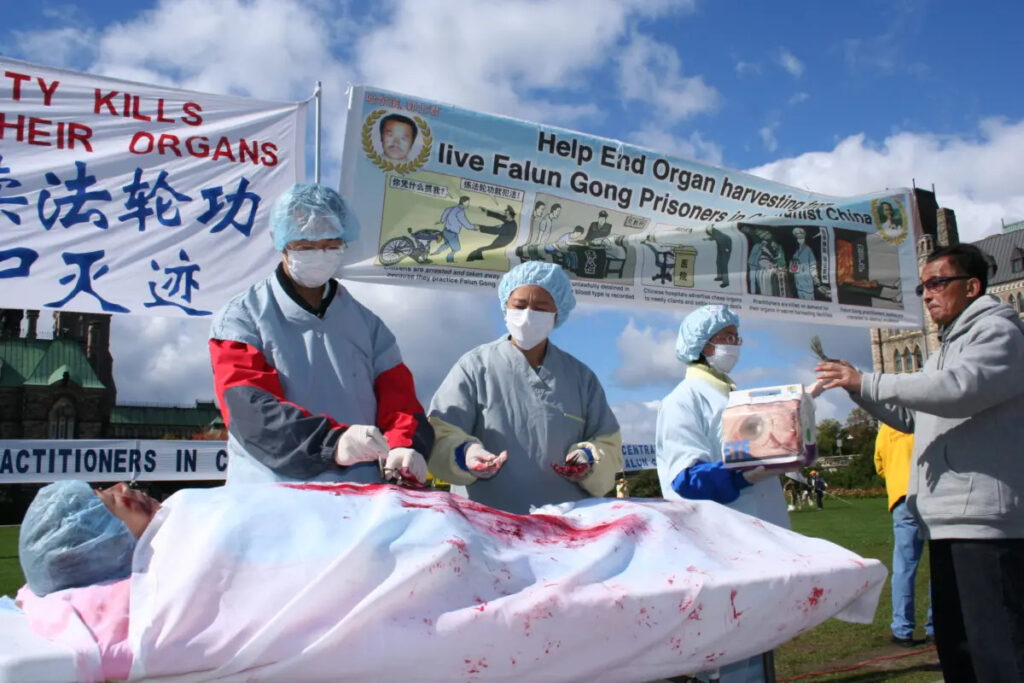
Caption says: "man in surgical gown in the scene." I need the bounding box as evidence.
[656,304,793,683]
[428,262,623,513]
[208,183,433,485]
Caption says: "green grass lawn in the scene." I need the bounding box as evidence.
[0,498,939,681]
[776,497,939,682]
[0,526,22,599]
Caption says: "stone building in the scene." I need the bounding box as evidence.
[0,309,217,439]
[869,190,1024,373]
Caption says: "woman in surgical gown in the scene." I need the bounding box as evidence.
[428,262,623,514]
[656,304,790,683]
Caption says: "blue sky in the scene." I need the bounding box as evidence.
[4,0,1024,441]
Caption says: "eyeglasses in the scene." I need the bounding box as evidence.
[711,334,743,346]
[915,275,971,296]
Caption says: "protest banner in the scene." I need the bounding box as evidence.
[340,86,923,329]
[0,56,306,317]
[0,439,228,483]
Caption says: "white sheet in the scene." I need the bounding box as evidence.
[128,483,885,682]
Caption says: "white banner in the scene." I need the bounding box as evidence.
[340,86,923,330]
[622,443,657,472]
[0,440,227,483]
[0,57,306,317]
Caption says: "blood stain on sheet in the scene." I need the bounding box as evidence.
[670,636,683,651]
[678,597,693,613]
[686,603,703,621]
[637,606,655,628]
[666,576,675,585]
[730,589,744,620]
[447,538,470,560]
[807,586,824,607]
[284,482,649,549]
[465,657,489,674]
[705,651,725,663]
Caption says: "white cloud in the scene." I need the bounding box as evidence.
[354,0,687,126]
[748,118,1024,241]
[626,126,724,166]
[734,59,761,77]
[776,48,804,78]
[611,399,661,444]
[612,319,685,388]
[788,91,809,106]
[759,124,778,152]
[617,35,720,123]
[13,27,97,68]
[110,316,216,405]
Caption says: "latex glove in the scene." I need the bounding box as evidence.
[552,448,593,482]
[742,465,777,485]
[381,447,428,487]
[464,443,507,479]
[334,425,389,467]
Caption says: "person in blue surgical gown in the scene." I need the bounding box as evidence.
[656,304,793,683]
[428,262,623,514]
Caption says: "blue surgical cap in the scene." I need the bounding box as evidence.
[19,480,137,596]
[498,262,576,328]
[270,183,352,251]
[676,304,740,361]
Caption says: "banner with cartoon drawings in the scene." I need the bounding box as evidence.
[0,56,305,317]
[340,86,922,329]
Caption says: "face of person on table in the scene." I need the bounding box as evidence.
[94,483,162,538]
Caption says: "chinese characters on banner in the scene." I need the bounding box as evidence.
[0,56,306,316]
[340,86,923,330]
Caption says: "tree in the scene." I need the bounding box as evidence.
[816,418,842,456]
[624,469,662,498]
[844,408,878,459]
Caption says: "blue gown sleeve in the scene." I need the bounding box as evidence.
[671,461,751,504]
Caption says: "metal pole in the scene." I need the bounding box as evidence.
[313,81,322,184]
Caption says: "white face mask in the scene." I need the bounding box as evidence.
[285,248,344,288]
[505,308,556,351]
[707,343,740,374]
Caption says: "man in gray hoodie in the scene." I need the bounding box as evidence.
[816,243,1024,683]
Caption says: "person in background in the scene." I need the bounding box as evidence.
[428,261,622,513]
[816,243,1024,681]
[615,476,630,499]
[810,470,827,509]
[209,183,433,486]
[874,424,934,647]
[656,303,796,683]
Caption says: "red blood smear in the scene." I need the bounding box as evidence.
[550,462,589,478]
[807,586,825,607]
[283,481,648,548]
[729,589,744,620]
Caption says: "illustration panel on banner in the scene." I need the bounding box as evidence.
[635,223,745,294]
[514,193,640,284]
[740,223,833,302]
[377,170,523,272]
[834,227,904,309]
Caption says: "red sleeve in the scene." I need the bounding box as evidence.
[209,339,341,429]
[374,363,433,455]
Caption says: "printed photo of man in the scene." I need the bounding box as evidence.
[379,113,418,162]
